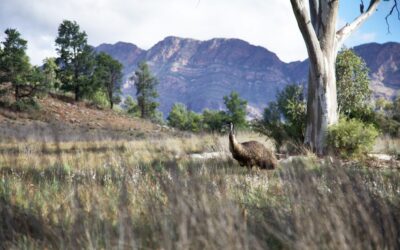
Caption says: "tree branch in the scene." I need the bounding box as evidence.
[336,0,381,45]
[309,0,319,29]
[385,0,400,33]
[321,0,339,52]
[290,0,323,65]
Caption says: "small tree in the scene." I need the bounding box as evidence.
[336,48,372,120]
[223,91,247,128]
[260,84,306,149]
[132,62,159,119]
[55,20,95,101]
[0,28,30,100]
[94,52,123,109]
[42,57,60,91]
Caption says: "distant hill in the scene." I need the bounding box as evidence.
[96,37,400,117]
[354,42,400,98]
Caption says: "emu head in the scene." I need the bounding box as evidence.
[229,122,234,135]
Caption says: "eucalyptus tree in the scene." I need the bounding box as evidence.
[290,0,398,154]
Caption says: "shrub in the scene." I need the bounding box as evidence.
[327,118,379,158]
[88,90,109,108]
[11,98,40,112]
[123,96,140,117]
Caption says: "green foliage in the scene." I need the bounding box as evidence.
[89,90,109,107]
[336,48,372,120]
[375,97,393,114]
[371,96,400,137]
[259,84,306,149]
[93,52,123,109]
[0,29,50,106]
[392,94,400,122]
[327,118,379,158]
[11,97,40,112]
[123,95,140,117]
[131,62,159,119]
[223,91,247,128]
[202,109,228,133]
[373,112,400,137]
[25,66,50,98]
[55,20,96,101]
[0,28,31,100]
[42,57,60,90]
[151,110,165,125]
[167,103,202,132]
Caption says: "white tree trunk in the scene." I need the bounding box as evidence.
[305,52,338,155]
[290,0,380,154]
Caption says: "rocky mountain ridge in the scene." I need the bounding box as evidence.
[96,37,400,117]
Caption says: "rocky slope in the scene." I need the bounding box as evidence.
[96,38,400,116]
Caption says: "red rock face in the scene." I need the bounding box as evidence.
[96,38,400,116]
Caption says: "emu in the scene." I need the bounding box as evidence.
[229,123,277,169]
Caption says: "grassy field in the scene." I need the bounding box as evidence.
[0,131,399,249]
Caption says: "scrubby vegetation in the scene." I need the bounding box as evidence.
[0,132,399,249]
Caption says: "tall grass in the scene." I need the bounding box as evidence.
[0,133,399,249]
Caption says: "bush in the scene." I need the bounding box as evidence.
[11,98,40,112]
[123,96,140,117]
[327,118,379,158]
[167,103,202,132]
[151,110,165,125]
[88,90,109,107]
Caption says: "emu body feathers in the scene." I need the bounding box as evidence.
[229,124,277,169]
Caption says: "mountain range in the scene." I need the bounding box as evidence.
[95,37,400,117]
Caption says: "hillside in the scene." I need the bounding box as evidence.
[0,94,165,142]
[96,38,400,116]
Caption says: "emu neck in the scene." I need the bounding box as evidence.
[229,131,242,153]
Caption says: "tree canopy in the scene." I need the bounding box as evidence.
[336,48,371,119]
[55,20,95,101]
[223,91,247,128]
[93,52,123,109]
[132,62,159,119]
[0,28,30,100]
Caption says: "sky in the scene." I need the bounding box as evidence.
[0,0,399,65]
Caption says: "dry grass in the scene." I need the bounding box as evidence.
[0,131,399,249]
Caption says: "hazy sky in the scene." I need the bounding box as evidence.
[0,0,399,65]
